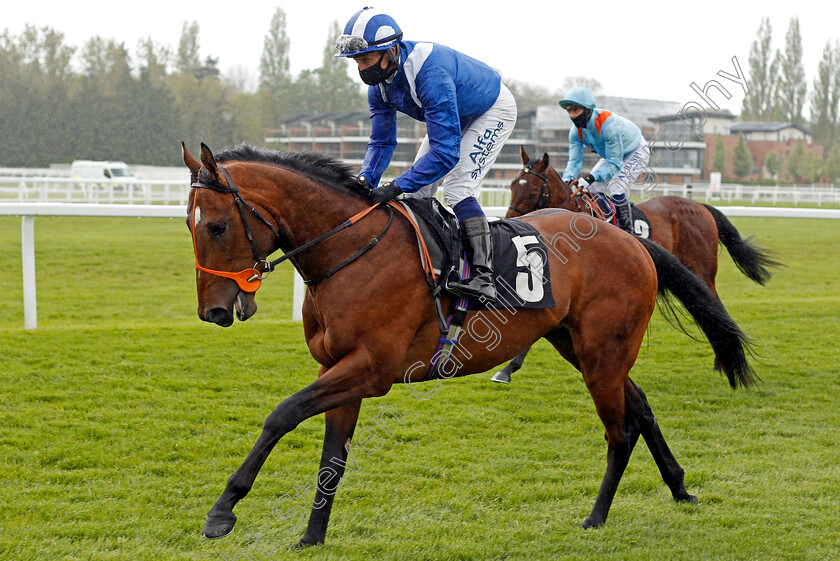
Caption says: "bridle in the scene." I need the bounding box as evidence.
[507,166,551,216]
[190,166,280,292]
[507,163,610,222]
[190,164,392,292]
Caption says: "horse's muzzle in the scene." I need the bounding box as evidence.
[203,307,234,327]
[199,290,257,326]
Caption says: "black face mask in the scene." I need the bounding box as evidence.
[571,107,593,128]
[358,51,397,86]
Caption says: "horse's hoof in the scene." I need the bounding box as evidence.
[289,537,323,550]
[491,371,511,384]
[580,516,605,529]
[202,511,237,540]
[675,492,699,504]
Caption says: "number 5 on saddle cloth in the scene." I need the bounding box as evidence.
[398,197,556,380]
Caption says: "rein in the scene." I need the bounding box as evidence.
[191,165,392,291]
[568,183,610,221]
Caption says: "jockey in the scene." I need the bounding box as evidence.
[559,86,649,234]
[335,7,517,303]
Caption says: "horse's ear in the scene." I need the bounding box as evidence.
[519,145,529,165]
[541,153,550,168]
[182,142,201,174]
[199,142,223,182]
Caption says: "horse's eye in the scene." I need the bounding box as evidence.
[208,222,227,237]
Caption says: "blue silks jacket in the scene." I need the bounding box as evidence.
[561,109,643,183]
[359,40,502,191]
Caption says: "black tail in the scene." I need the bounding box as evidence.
[639,237,758,389]
[702,204,783,285]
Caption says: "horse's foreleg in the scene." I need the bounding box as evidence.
[203,354,388,540]
[581,396,638,529]
[202,386,322,539]
[490,347,531,384]
[577,330,645,530]
[628,379,697,503]
[294,401,362,548]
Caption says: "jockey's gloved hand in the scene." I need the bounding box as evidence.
[577,174,596,189]
[369,180,402,204]
[356,174,369,188]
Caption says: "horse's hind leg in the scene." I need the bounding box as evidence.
[490,347,531,384]
[627,379,697,503]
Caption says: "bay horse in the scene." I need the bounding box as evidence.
[493,147,780,383]
[183,142,756,547]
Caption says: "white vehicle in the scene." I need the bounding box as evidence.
[70,160,135,188]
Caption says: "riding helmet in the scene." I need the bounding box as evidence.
[335,7,403,57]
[559,86,597,110]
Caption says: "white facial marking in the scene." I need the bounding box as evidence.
[518,179,528,187]
[194,205,202,228]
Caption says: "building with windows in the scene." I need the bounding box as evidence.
[264,110,537,186]
[729,121,813,144]
[266,97,826,187]
[264,96,688,188]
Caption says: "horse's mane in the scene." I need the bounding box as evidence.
[215,143,368,196]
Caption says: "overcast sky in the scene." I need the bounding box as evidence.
[3,1,835,114]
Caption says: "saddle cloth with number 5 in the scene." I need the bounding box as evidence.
[398,197,555,311]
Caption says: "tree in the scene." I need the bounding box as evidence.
[786,140,812,182]
[224,64,256,93]
[176,21,201,76]
[505,78,561,113]
[166,72,231,150]
[810,40,840,157]
[823,145,840,183]
[764,151,782,180]
[321,21,346,75]
[259,8,291,92]
[195,55,220,81]
[38,27,76,83]
[76,37,136,160]
[0,25,76,166]
[733,133,754,179]
[562,76,603,96]
[712,137,727,172]
[292,20,365,114]
[136,36,170,85]
[777,17,807,125]
[742,17,780,120]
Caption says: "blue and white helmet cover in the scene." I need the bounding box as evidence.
[335,7,403,57]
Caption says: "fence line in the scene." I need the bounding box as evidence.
[3,175,840,207]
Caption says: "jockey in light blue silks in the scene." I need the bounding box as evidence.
[559,86,649,234]
[335,7,517,303]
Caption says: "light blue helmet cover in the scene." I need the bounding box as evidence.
[558,86,597,110]
[335,7,403,57]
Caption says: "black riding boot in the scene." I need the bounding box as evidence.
[615,199,633,234]
[447,216,497,303]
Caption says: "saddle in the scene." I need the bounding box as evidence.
[584,192,652,239]
[398,197,555,311]
[396,197,555,381]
